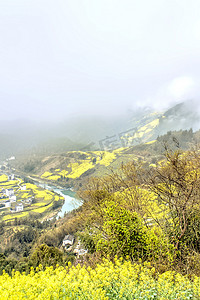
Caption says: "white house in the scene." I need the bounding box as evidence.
[73,240,88,257]
[5,201,11,208]
[15,203,24,212]
[5,189,14,197]
[9,195,16,202]
[62,234,75,247]
[20,185,26,191]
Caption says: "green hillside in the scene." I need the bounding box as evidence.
[9,126,198,190]
[1,102,200,298]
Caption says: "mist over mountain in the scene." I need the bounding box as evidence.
[0,100,199,160]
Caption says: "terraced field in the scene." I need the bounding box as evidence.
[0,175,64,222]
[39,149,126,182]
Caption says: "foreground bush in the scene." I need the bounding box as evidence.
[0,259,200,299]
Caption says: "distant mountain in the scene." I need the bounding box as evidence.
[10,127,200,190]
[120,101,200,147]
[0,100,199,160]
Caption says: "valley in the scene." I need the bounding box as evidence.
[1,102,200,298]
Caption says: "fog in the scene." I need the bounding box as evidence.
[1,0,200,122]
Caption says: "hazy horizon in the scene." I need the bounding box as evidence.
[1,1,200,122]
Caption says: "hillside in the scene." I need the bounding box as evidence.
[9,126,198,189]
[119,101,199,147]
[1,101,200,290]
[2,143,200,274]
[0,101,199,161]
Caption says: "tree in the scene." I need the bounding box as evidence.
[148,148,200,250]
[92,200,170,261]
[79,161,147,225]
[31,244,63,268]
[96,201,149,259]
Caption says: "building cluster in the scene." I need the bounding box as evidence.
[0,177,33,213]
[62,234,88,257]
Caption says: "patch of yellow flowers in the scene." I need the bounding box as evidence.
[68,161,94,179]
[0,258,200,299]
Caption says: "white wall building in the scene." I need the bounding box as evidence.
[15,203,23,212]
[5,201,11,208]
[20,185,26,191]
[5,189,14,197]
[9,195,16,202]
[62,235,75,247]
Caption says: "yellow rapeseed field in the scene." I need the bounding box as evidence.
[0,174,8,182]
[0,259,199,299]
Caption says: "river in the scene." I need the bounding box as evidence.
[36,182,81,218]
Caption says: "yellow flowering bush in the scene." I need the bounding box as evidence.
[0,259,199,299]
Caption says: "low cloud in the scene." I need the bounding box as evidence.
[139,76,199,112]
[168,77,195,99]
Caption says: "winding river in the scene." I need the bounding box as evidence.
[35,182,81,218]
[54,189,81,218]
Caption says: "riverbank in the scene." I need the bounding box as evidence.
[0,170,82,222]
[32,180,81,219]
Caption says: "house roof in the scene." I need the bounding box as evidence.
[63,234,74,242]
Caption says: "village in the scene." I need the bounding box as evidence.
[0,174,34,213]
[0,168,64,222]
[0,180,33,213]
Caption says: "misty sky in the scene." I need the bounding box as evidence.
[1,0,200,121]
